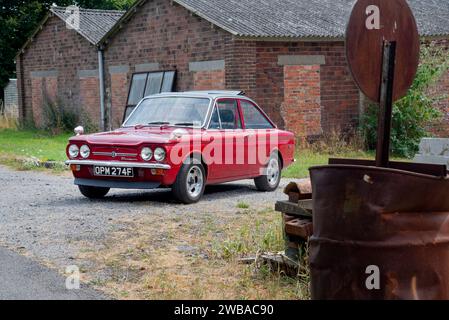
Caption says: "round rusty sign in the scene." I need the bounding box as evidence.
[346,0,420,102]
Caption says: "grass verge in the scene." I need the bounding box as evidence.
[282,149,375,179]
[0,129,71,172]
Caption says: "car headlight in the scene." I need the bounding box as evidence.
[80,145,90,159]
[68,144,79,158]
[154,147,166,162]
[141,147,153,161]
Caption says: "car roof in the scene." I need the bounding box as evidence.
[146,90,246,99]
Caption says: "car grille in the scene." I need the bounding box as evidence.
[91,146,138,161]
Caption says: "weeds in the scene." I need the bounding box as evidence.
[236,201,250,209]
[79,209,309,300]
[213,212,284,260]
[0,115,17,130]
[305,129,365,155]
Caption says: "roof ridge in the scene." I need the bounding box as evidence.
[51,6,126,15]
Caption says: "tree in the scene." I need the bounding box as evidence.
[0,0,136,98]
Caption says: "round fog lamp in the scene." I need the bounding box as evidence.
[68,144,79,158]
[141,147,153,161]
[80,145,90,159]
[154,148,166,162]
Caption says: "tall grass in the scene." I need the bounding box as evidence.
[283,130,373,179]
[0,115,18,130]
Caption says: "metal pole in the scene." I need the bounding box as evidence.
[376,41,396,167]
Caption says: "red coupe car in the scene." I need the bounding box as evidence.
[66,91,295,203]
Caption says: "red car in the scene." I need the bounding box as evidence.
[66,91,295,204]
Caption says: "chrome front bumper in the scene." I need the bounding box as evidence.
[65,160,171,170]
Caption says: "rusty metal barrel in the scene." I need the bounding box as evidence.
[309,165,449,300]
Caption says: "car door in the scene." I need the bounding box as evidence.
[239,99,277,177]
[204,98,247,181]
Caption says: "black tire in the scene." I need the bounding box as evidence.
[254,153,282,192]
[172,159,206,204]
[78,185,110,199]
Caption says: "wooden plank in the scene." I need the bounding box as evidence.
[275,200,312,218]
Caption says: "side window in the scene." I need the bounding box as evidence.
[240,100,274,129]
[209,107,221,129]
[217,100,242,130]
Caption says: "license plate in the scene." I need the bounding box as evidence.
[93,166,134,178]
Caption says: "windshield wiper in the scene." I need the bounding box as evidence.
[147,122,171,126]
[174,122,196,127]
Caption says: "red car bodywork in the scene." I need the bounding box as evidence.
[66,92,295,190]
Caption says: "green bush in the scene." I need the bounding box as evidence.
[360,44,448,158]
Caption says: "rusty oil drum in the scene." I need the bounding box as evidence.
[309,165,449,300]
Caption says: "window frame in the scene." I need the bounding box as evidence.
[123,70,177,123]
[237,98,276,130]
[208,98,243,130]
[122,95,214,129]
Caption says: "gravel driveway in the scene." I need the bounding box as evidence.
[0,165,299,273]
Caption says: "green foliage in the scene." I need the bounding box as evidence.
[361,44,448,158]
[0,0,136,94]
[42,99,98,135]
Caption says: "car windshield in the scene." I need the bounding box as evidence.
[124,97,211,127]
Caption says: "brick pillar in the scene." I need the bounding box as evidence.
[225,39,257,97]
[282,65,322,139]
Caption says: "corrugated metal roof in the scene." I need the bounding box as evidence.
[172,0,449,39]
[50,6,125,45]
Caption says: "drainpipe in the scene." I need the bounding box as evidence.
[98,49,106,131]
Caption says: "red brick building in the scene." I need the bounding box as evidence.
[16,0,449,138]
[16,6,124,127]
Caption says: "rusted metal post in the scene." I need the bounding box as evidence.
[376,41,397,167]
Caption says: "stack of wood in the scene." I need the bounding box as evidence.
[275,180,313,260]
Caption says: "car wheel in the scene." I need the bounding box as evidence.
[254,153,281,192]
[172,159,206,204]
[78,185,110,199]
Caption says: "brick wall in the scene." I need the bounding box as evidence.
[225,40,257,98]
[79,72,100,124]
[18,15,99,127]
[428,40,449,137]
[30,74,58,126]
[110,70,129,127]
[193,69,225,90]
[17,2,449,138]
[103,0,230,126]
[250,41,360,136]
[282,65,322,139]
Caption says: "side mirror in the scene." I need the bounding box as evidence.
[74,126,84,136]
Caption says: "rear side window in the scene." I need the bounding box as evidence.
[240,100,274,129]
